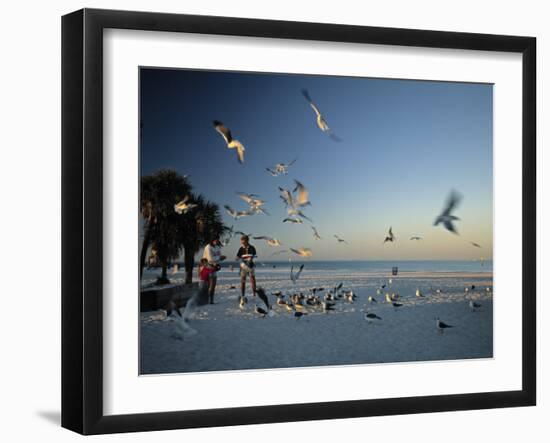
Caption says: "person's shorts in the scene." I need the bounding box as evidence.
[240,265,255,278]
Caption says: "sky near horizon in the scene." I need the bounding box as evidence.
[140,68,493,261]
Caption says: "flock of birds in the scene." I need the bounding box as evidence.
[213,277,492,336]
[164,87,493,340]
[171,87,486,264]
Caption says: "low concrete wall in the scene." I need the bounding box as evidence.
[140,282,199,312]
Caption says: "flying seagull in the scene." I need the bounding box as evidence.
[174,195,198,215]
[283,217,303,224]
[236,192,269,215]
[224,205,253,219]
[290,264,305,284]
[410,236,423,241]
[301,89,341,141]
[266,158,297,176]
[434,190,462,234]
[383,227,395,244]
[290,247,313,258]
[213,120,245,163]
[470,242,482,248]
[311,226,322,240]
[334,235,349,244]
[253,236,282,247]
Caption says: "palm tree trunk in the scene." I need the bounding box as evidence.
[139,224,152,280]
[184,243,195,284]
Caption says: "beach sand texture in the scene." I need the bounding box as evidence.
[140,268,493,374]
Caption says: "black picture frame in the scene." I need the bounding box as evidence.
[62,8,536,435]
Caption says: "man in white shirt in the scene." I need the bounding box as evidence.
[202,238,226,304]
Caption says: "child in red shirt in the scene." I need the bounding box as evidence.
[198,258,215,290]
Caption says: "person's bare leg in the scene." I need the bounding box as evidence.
[240,274,246,297]
[250,274,257,295]
[209,276,217,304]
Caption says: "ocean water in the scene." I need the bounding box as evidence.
[219,259,492,274]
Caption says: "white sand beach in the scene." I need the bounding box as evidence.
[140,266,493,374]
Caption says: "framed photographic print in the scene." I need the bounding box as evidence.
[62,8,536,435]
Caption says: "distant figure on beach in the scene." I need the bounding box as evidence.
[202,238,226,304]
[236,235,257,300]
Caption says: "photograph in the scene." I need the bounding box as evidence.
[138,67,494,375]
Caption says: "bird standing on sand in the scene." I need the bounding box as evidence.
[254,305,268,317]
[434,190,462,234]
[469,300,482,312]
[364,312,382,323]
[368,296,377,303]
[301,88,341,141]
[436,317,453,333]
[239,295,248,309]
[213,120,246,163]
[254,287,272,310]
[416,288,424,297]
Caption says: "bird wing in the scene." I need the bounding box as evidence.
[253,236,270,240]
[224,205,236,217]
[228,140,245,163]
[293,180,310,206]
[443,220,458,234]
[441,190,462,216]
[213,120,232,144]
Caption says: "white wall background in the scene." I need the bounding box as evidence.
[0,0,546,441]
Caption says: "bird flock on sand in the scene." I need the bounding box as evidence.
[166,87,491,336]
[218,276,490,337]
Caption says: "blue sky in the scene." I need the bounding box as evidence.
[140,68,493,261]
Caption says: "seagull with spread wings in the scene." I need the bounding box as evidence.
[236,192,269,215]
[290,264,305,284]
[410,236,423,241]
[224,205,253,219]
[253,236,282,247]
[383,226,395,243]
[311,226,322,240]
[334,235,348,244]
[301,89,341,142]
[434,190,462,234]
[174,195,198,215]
[266,158,297,176]
[290,247,313,258]
[213,120,246,163]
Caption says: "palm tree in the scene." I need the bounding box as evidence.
[177,194,228,284]
[140,169,191,283]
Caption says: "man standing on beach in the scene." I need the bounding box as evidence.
[202,238,226,304]
[236,235,257,300]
